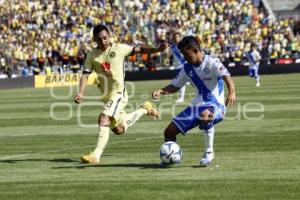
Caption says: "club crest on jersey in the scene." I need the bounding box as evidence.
[217,66,225,73]
[109,52,116,58]
[204,67,210,75]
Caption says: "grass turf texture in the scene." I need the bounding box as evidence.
[0,73,299,200]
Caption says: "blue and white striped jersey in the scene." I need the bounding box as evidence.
[247,50,261,69]
[171,55,230,108]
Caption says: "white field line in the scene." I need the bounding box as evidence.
[0,136,162,160]
[2,124,300,139]
[0,129,162,138]
[0,132,81,138]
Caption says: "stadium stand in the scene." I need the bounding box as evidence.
[266,0,300,12]
[0,0,299,78]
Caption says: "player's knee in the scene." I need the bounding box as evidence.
[199,110,210,122]
[208,112,214,121]
[112,125,125,135]
[98,113,110,126]
[199,110,214,124]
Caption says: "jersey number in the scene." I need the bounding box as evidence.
[106,100,113,109]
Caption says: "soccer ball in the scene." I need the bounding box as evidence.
[159,141,182,164]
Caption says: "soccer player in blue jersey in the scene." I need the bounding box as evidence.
[246,44,261,87]
[152,36,236,166]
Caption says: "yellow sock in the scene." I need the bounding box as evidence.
[93,126,110,158]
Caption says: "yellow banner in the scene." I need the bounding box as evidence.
[34,73,97,88]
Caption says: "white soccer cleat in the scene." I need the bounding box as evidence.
[256,82,261,87]
[199,152,214,167]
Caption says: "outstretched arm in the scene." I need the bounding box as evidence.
[223,75,236,107]
[152,84,180,99]
[134,41,168,55]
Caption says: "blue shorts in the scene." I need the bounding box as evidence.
[249,68,259,77]
[172,103,225,134]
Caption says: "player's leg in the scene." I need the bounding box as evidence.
[198,105,224,166]
[81,113,111,164]
[160,122,181,166]
[176,85,186,103]
[161,106,200,166]
[93,113,111,159]
[198,108,215,166]
[199,129,215,167]
[169,103,223,166]
[111,101,159,135]
[81,94,124,163]
[164,122,181,142]
[249,68,255,78]
[255,66,260,87]
[112,108,147,135]
[169,105,203,141]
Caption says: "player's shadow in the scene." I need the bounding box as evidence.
[0,155,114,164]
[53,163,166,170]
[0,158,79,164]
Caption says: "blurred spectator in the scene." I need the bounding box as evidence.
[0,56,6,74]
[22,66,29,77]
[45,66,52,75]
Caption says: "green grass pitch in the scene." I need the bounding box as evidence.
[0,74,299,200]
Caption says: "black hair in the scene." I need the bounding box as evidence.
[177,36,201,51]
[93,24,110,37]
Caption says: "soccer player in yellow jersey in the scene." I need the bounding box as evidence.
[74,24,168,164]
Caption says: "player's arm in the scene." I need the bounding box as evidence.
[74,74,89,104]
[212,58,236,107]
[255,51,262,61]
[133,41,168,55]
[223,75,236,107]
[74,52,92,104]
[152,84,180,99]
[152,66,187,99]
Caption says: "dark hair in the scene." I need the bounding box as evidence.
[177,36,201,51]
[251,43,257,49]
[93,24,110,37]
[173,32,181,37]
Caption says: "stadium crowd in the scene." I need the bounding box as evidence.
[0,0,299,77]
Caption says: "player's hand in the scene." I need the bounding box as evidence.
[226,92,236,107]
[74,93,83,104]
[157,41,168,52]
[152,89,164,99]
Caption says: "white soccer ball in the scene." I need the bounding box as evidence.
[159,141,182,164]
